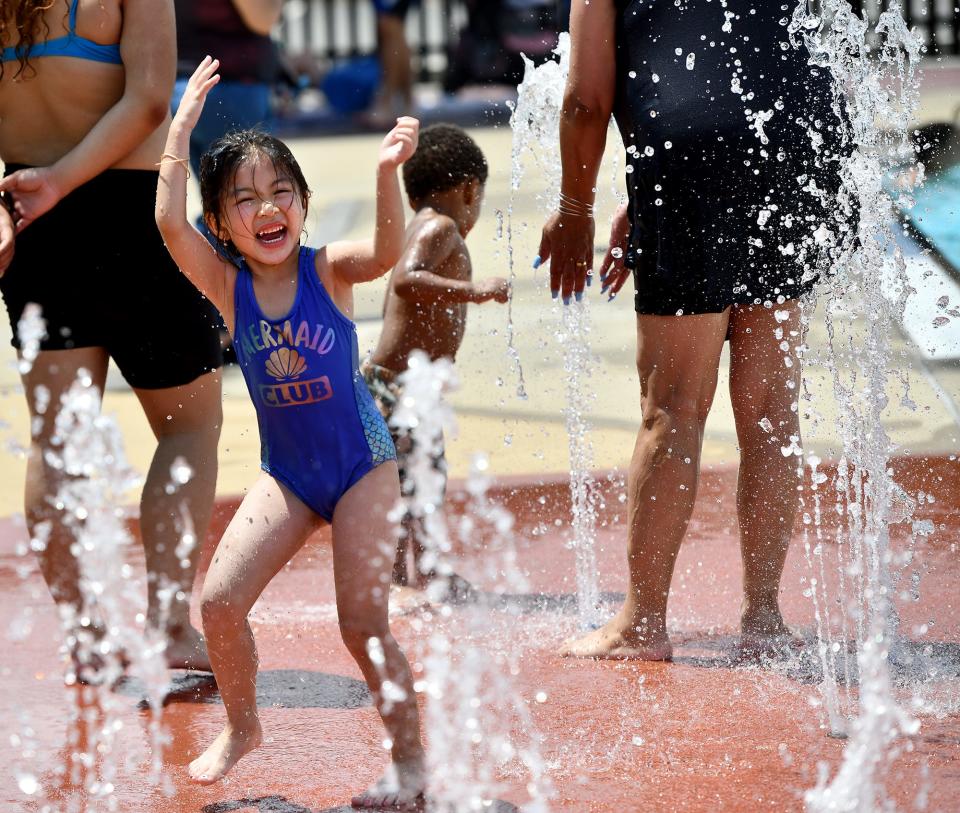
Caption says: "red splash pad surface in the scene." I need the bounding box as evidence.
[1,456,958,812]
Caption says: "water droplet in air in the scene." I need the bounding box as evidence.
[644,146,655,156]
[936,295,949,309]
[170,456,193,485]
[686,53,696,70]
[17,774,38,796]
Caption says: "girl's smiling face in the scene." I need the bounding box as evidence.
[213,154,306,267]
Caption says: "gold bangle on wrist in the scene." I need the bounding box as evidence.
[156,153,191,179]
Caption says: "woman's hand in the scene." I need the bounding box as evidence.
[597,202,631,300]
[0,167,65,234]
[0,202,15,274]
[536,210,595,304]
[172,56,221,129]
[379,116,420,169]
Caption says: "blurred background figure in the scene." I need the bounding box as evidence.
[173,0,286,176]
[443,0,565,94]
[368,0,417,125]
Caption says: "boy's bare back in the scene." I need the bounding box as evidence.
[370,207,507,373]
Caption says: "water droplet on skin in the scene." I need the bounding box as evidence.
[611,247,623,259]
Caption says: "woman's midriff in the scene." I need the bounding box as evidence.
[0,58,170,170]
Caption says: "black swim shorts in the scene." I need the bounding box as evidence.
[0,165,223,389]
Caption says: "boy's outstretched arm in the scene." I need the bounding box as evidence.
[155,57,235,323]
[327,117,419,285]
[393,218,509,305]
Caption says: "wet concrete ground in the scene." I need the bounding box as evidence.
[1,456,957,812]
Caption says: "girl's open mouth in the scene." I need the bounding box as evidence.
[256,224,287,245]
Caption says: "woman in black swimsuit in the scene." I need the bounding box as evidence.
[539,0,853,659]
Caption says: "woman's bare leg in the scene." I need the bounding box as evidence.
[135,369,222,670]
[562,312,729,659]
[188,474,320,783]
[21,348,110,661]
[332,462,426,809]
[728,303,804,646]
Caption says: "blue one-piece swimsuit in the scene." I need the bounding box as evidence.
[232,246,397,521]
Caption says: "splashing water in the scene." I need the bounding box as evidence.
[9,307,174,809]
[390,353,550,810]
[16,303,46,376]
[509,34,603,629]
[50,372,173,808]
[787,1,925,809]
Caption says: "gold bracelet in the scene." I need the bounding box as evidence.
[156,153,191,179]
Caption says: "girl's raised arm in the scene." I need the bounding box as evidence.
[155,57,236,324]
[326,117,420,286]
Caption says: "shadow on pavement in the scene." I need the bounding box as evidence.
[119,668,371,709]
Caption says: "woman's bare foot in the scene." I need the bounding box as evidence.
[389,584,432,614]
[737,604,801,662]
[164,625,213,672]
[351,760,426,811]
[420,572,478,605]
[559,612,673,660]
[188,720,263,784]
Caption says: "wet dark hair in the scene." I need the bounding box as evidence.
[402,124,488,203]
[199,130,311,257]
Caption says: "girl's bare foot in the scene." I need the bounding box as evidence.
[351,760,426,811]
[165,625,213,672]
[559,611,673,660]
[188,721,263,784]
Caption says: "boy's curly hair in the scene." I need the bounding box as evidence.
[402,124,488,203]
[199,129,311,259]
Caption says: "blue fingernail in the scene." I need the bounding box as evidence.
[601,284,610,295]
[586,274,593,287]
[533,256,542,269]
[551,288,559,300]
[608,292,617,302]
[563,295,571,306]
[575,291,584,303]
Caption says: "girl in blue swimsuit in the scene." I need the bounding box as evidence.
[157,58,425,811]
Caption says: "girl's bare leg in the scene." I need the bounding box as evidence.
[188,474,320,784]
[728,303,804,648]
[332,462,426,810]
[135,369,222,670]
[561,312,729,659]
